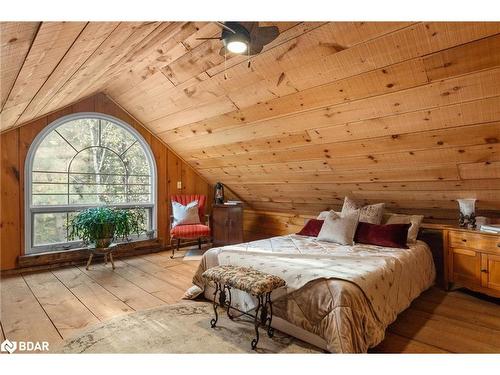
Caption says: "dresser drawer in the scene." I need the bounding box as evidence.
[449,231,500,253]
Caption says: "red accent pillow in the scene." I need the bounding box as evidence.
[296,219,324,237]
[354,222,410,248]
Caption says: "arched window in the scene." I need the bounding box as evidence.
[25,113,156,254]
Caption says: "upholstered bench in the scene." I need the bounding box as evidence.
[202,265,286,350]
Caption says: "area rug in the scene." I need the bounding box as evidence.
[57,302,322,353]
[182,248,206,261]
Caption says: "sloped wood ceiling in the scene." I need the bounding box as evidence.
[1,22,500,219]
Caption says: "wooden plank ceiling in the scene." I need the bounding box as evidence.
[1,21,500,218]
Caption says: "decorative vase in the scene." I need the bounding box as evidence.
[457,198,476,229]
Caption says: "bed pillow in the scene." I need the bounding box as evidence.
[317,210,360,245]
[354,222,410,249]
[385,213,424,244]
[341,196,385,224]
[316,210,340,220]
[171,200,200,227]
[296,219,324,237]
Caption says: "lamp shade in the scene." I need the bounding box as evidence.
[457,198,477,228]
[457,198,476,216]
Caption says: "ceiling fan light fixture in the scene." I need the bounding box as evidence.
[226,40,248,54]
[222,22,250,54]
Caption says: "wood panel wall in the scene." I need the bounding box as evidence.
[1,22,500,249]
[104,22,500,227]
[242,208,500,243]
[0,93,212,270]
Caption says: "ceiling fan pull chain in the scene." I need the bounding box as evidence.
[247,47,251,68]
[224,49,228,80]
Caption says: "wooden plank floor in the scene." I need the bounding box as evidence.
[1,246,499,353]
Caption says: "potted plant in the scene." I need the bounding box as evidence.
[68,207,146,248]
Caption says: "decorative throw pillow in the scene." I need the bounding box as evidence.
[171,200,200,227]
[341,196,385,224]
[316,210,341,220]
[296,219,324,237]
[317,210,360,245]
[385,213,424,244]
[354,222,410,249]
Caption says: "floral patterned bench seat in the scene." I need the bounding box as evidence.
[202,265,286,296]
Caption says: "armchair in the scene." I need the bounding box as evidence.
[169,194,211,258]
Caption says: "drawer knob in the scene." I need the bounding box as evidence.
[481,269,489,273]
[461,239,467,242]
[497,243,500,248]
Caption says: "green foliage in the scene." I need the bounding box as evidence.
[31,117,153,248]
[32,118,152,206]
[68,206,146,247]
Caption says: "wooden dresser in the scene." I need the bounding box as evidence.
[444,227,500,298]
[212,204,244,247]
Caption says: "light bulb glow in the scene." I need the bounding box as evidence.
[227,40,247,54]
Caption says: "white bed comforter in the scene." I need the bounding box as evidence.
[185,235,435,352]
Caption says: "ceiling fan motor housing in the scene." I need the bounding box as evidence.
[222,22,251,51]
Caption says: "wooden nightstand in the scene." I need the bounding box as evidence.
[444,227,500,298]
[212,204,243,247]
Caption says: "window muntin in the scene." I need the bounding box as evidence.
[26,114,156,253]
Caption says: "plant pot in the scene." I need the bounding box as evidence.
[95,237,113,248]
[95,223,115,248]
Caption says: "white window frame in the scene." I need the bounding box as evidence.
[25,112,157,254]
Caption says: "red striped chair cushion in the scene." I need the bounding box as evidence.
[171,224,210,239]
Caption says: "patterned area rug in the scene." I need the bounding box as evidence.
[57,302,323,353]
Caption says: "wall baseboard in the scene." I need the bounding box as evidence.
[2,238,208,275]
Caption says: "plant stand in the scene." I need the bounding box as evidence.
[86,243,117,270]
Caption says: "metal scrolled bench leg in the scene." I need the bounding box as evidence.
[265,292,274,338]
[225,285,234,320]
[210,282,221,328]
[251,294,264,350]
[202,265,286,351]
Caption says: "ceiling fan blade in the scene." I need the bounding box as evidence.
[249,43,264,55]
[196,37,222,40]
[239,22,257,33]
[215,21,236,33]
[251,26,279,46]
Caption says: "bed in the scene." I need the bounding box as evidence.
[184,234,436,353]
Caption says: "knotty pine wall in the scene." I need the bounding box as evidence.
[0,93,212,270]
[242,208,500,243]
[97,22,500,236]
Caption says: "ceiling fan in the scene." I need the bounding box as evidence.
[196,22,280,56]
